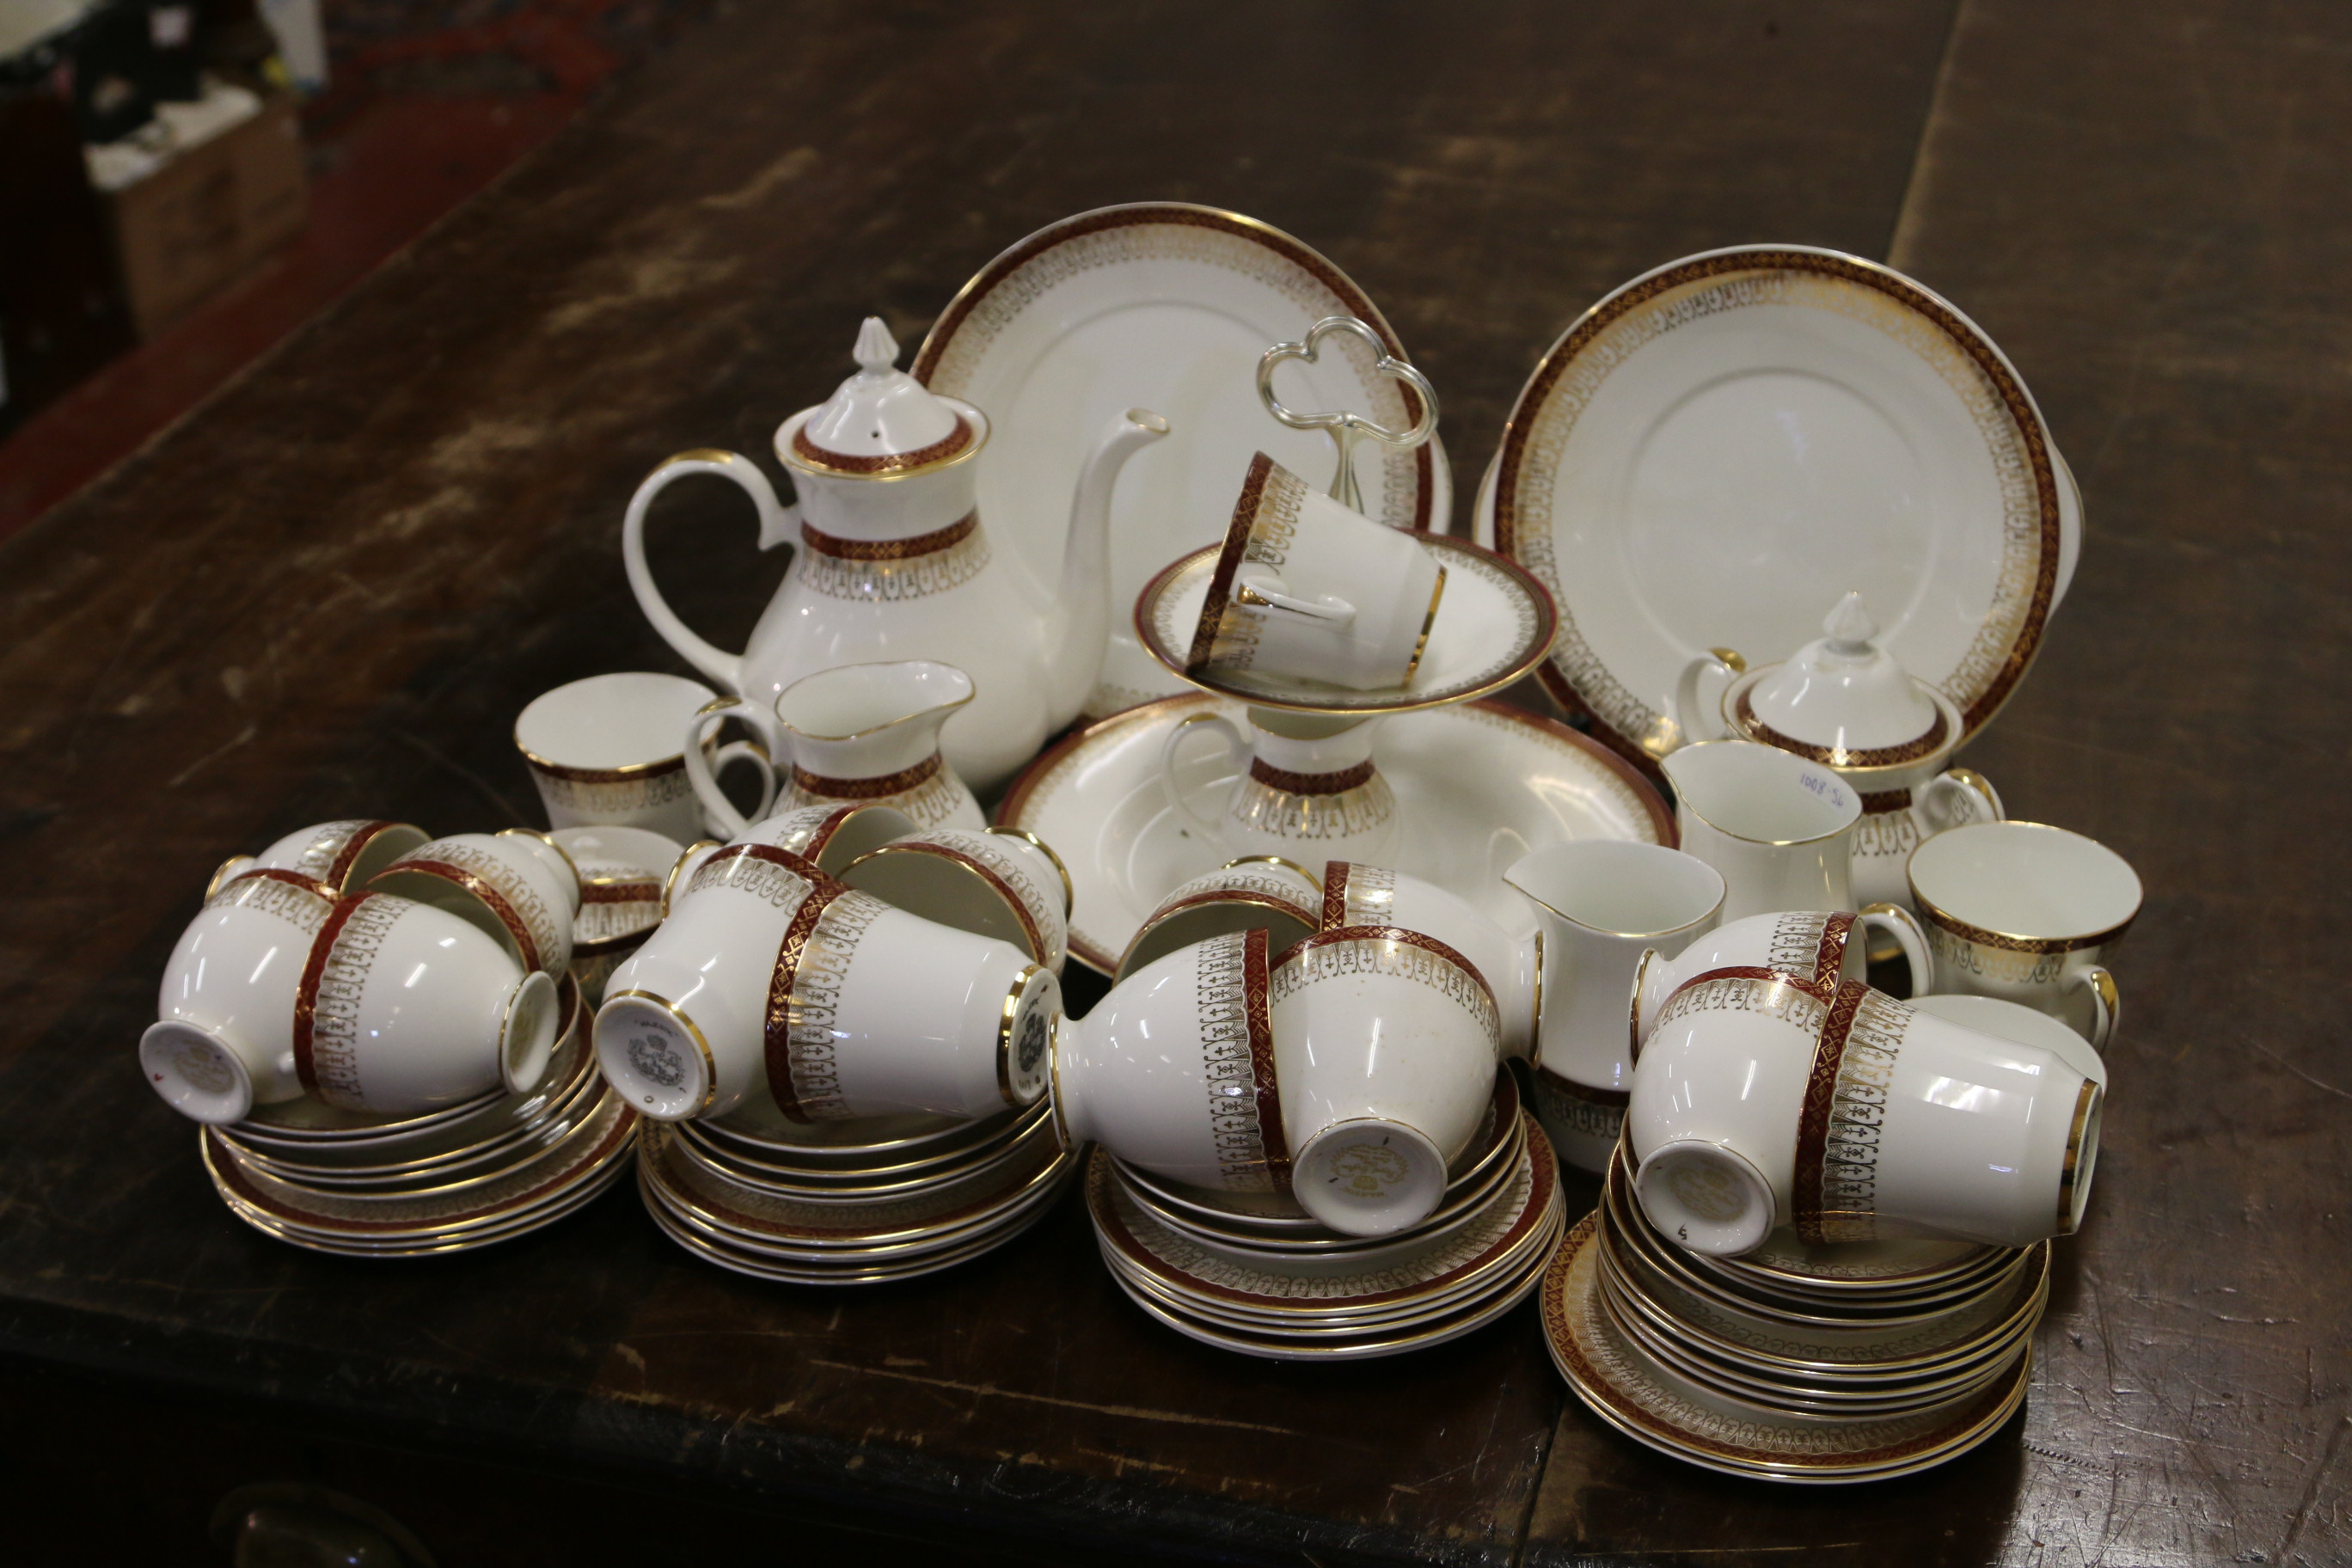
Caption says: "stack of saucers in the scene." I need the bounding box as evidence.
[202,979,641,1256]
[1540,1143,2047,1482]
[1087,1072,1565,1360]
[636,1093,1078,1284]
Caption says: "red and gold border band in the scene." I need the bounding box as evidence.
[1186,451,1275,673]
[791,753,941,800]
[792,414,974,475]
[1249,756,1377,796]
[797,510,977,560]
[392,858,545,972]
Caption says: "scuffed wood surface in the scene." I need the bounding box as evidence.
[4,0,2340,1561]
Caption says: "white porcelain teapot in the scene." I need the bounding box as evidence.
[1675,592,2005,910]
[623,318,1169,790]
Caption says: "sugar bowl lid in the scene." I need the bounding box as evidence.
[1731,593,1951,765]
[787,317,981,477]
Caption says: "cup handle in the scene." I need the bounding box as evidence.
[1857,903,1934,997]
[2068,965,2119,1049]
[1918,766,2005,831]
[1235,572,1356,625]
[1160,712,1246,837]
[683,697,763,838]
[711,738,776,829]
[622,450,797,692]
[1673,648,1746,745]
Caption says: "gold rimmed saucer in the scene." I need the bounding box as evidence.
[204,1087,639,1253]
[678,1099,1052,1196]
[1133,534,1558,716]
[1107,1232,1553,1363]
[640,1169,1063,1286]
[644,1122,1069,1253]
[1543,1213,2034,1483]
[204,1086,638,1245]
[1091,1118,1559,1324]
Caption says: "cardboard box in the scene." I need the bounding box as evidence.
[102,90,305,339]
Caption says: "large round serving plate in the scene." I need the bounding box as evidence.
[997,695,1671,973]
[1491,246,2073,766]
[913,202,1449,718]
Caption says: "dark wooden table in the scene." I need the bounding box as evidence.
[3,3,2346,1562]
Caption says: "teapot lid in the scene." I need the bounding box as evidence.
[788,317,977,476]
[1731,593,1949,764]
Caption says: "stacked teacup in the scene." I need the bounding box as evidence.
[148,820,640,1255]
[1066,860,1562,1358]
[599,807,1081,1284]
[1538,910,2107,1481]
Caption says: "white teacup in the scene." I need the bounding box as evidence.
[1320,861,1539,1063]
[1115,857,1321,983]
[1628,971,2100,1255]
[1500,842,1724,1173]
[517,671,773,844]
[144,870,340,1122]
[1268,926,1502,1235]
[371,830,582,978]
[1908,821,2141,1046]
[687,659,983,838]
[1160,707,1399,872]
[669,802,920,904]
[205,819,431,900]
[1054,928,1292,1194]
[1629,907,1936,1044]
[1187,452,1446,691]
[144,885,561,1124]
[595,843,1057,1124]
[1660,740,1862,923]
[838,826,1071,974]
[554,824,685,1008]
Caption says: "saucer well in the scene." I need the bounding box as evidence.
[1134,534,1556,715]
[997,694,1670,972]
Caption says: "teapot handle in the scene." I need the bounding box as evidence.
[1673,648,1746,745]
[622,450,799,692]
[1159,712,1246,837]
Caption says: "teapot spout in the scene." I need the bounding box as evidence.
[1045,408,1171,728]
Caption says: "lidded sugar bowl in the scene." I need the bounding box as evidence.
[1677,591,2004,910]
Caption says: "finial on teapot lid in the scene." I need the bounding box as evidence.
[1822,591,1879,655]
[788,315,973,472]
[853,315,900,375]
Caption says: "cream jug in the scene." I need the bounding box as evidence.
[623,318,1169,789]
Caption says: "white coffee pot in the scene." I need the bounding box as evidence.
[623,318,1168,791]
[1675,592,2004,909]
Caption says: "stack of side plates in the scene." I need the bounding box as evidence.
[1540,1144,2046,1483]
[637,1094,1078,1285]
[1087,1072,1565,1360]
[203,978,640,1257]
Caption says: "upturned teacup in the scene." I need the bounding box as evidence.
[1629,907,1936,1044]
[594,844,1057,1124]
[1627,970,2100,1255]
[144,881,560,1124]
[839,825,1071,975]
[1267,926,1502,1235]
[205,819,430,900]
[371,830,582,978]
[1115,856,1321,983]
